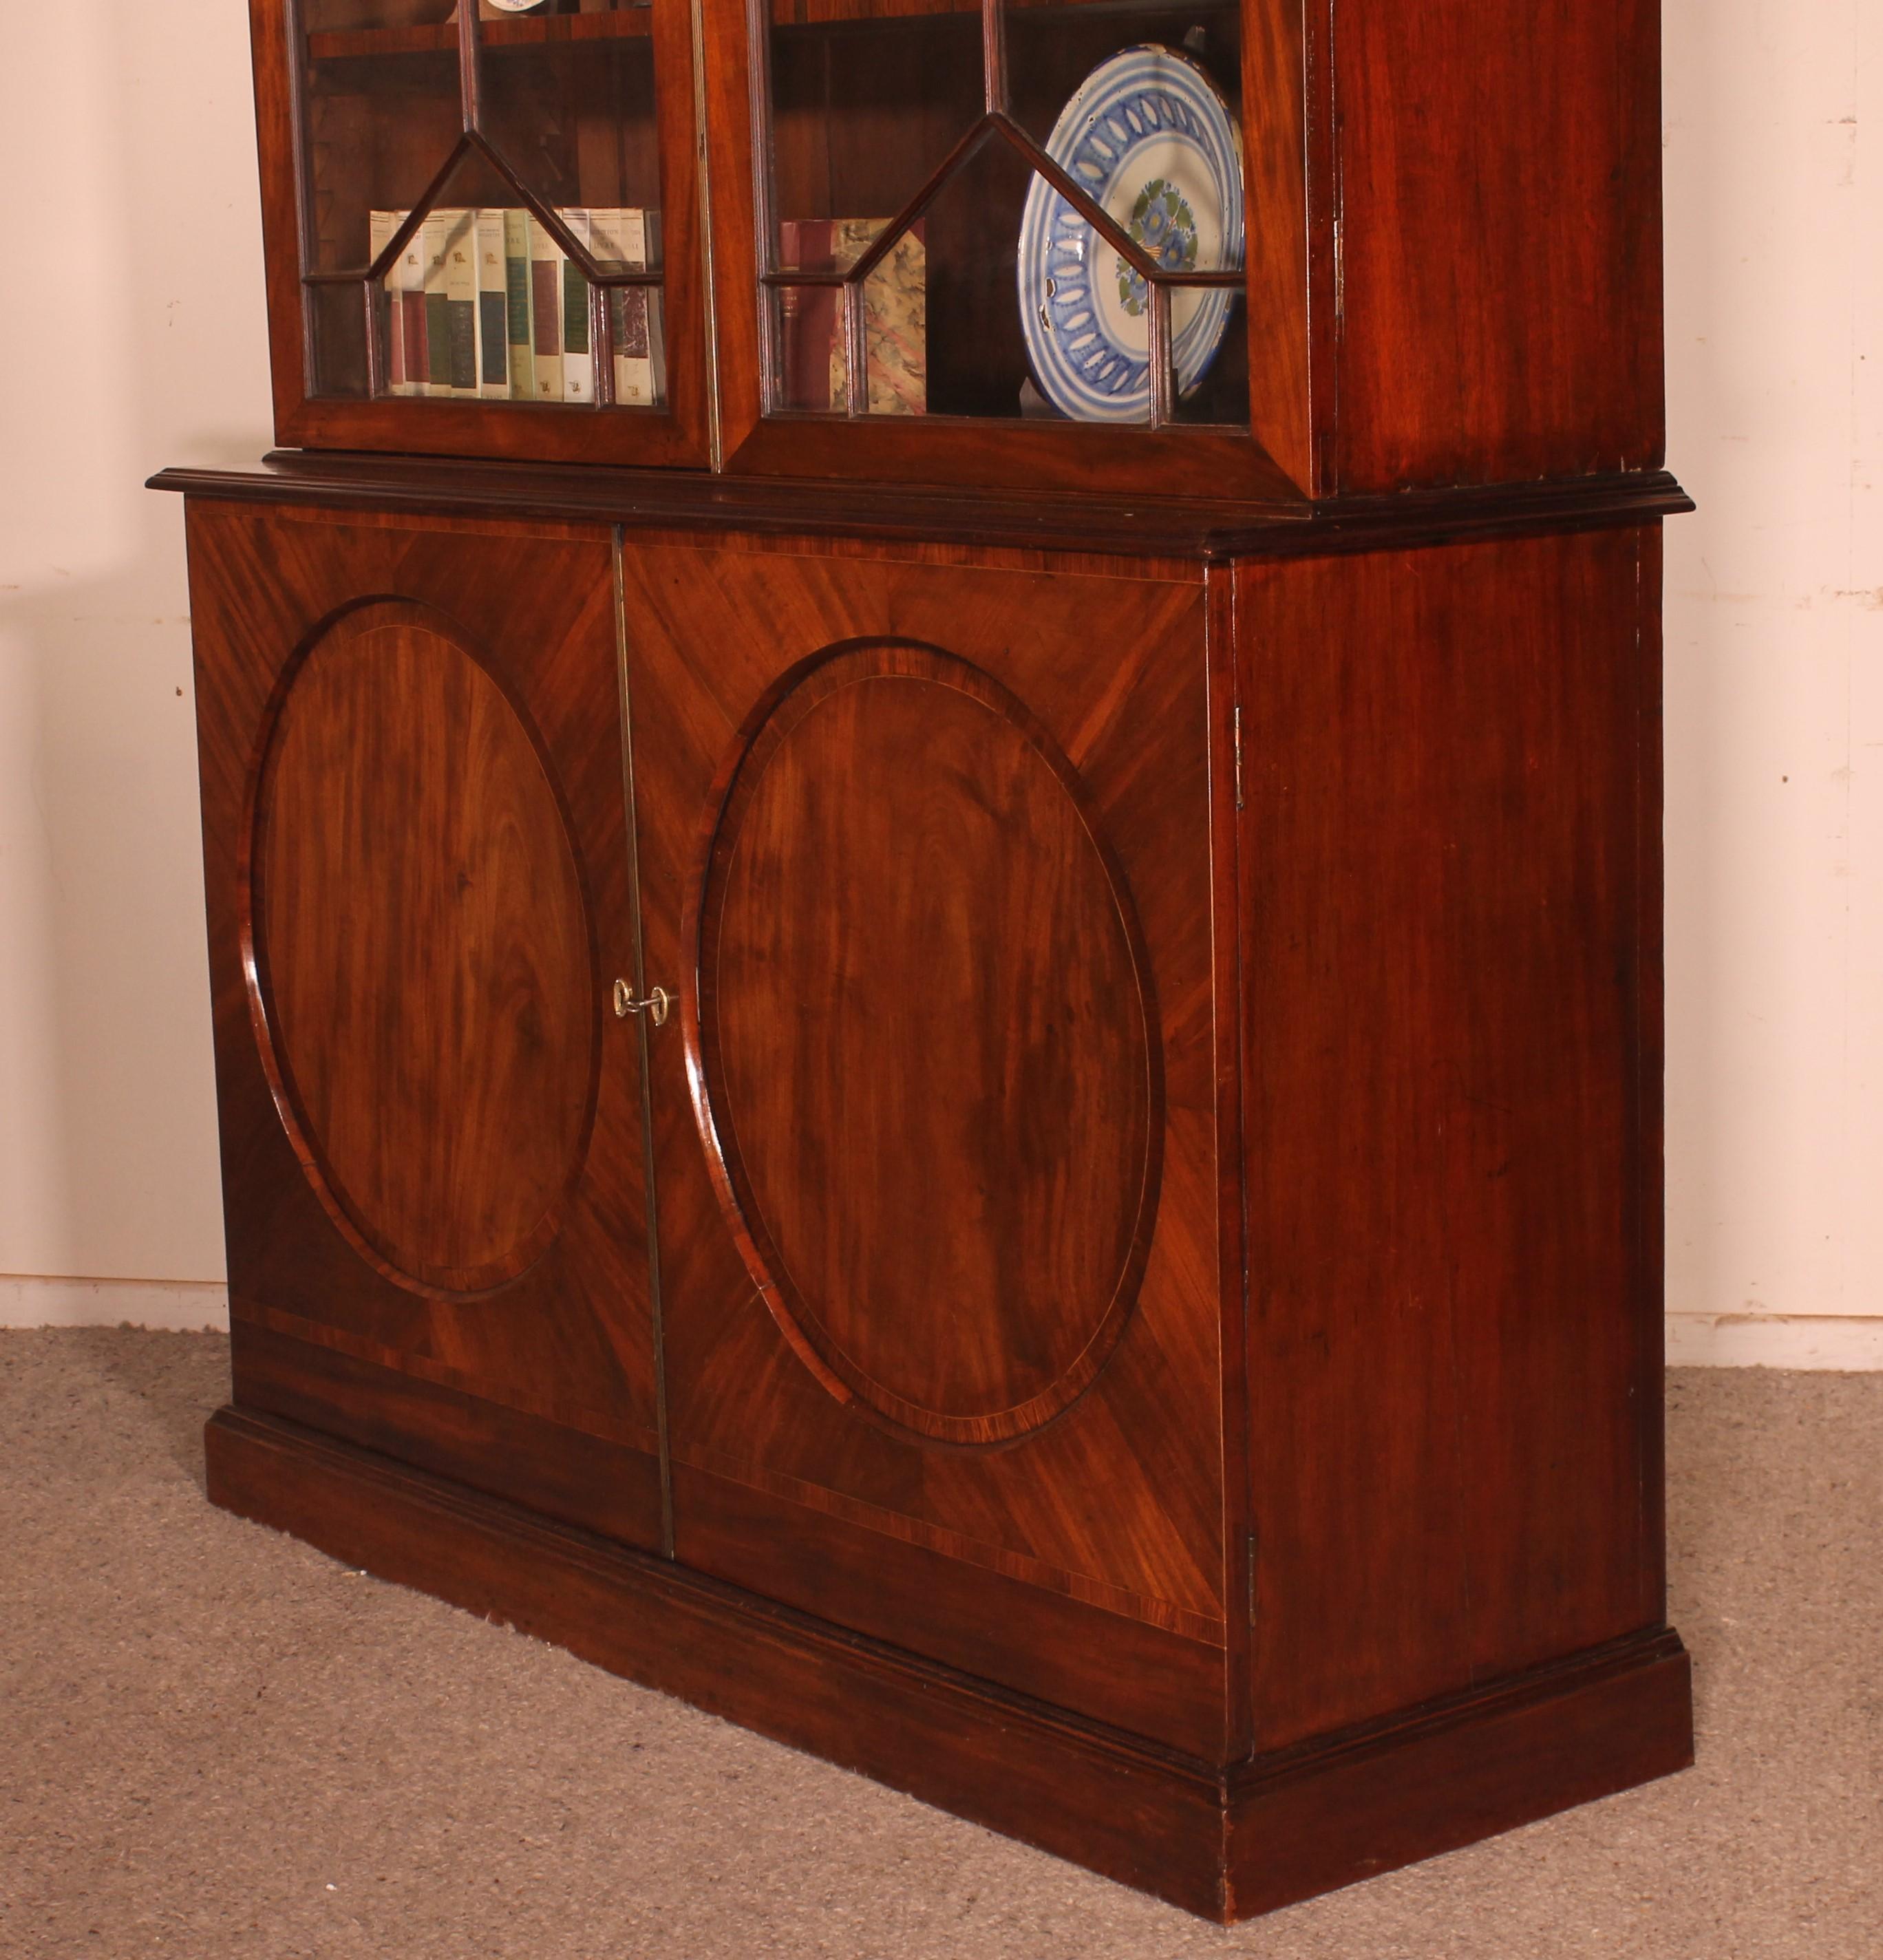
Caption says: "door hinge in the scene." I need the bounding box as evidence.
[1246,1526,1259,1626]
[1233,703,1245,811]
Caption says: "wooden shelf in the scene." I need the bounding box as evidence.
[308,12,651,61]
[774,0,1219,20]
[306,0,1203,59]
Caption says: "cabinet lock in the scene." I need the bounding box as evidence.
[613,979,672,1027]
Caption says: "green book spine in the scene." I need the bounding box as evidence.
[560,209,593,404]
[475,208,509,398]
[423,211,453,393]
[440,209,478,396]
[503,209,535,400]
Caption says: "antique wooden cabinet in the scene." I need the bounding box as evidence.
[154,0,1693,1922]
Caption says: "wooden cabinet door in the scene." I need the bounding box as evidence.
[187,502,663,1550]
[619,537,1235,1756]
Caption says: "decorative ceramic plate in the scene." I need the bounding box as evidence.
[1017,46,1244,424]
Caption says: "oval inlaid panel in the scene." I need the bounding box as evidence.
[251,603,597,1296]
[694,643,1159,1445]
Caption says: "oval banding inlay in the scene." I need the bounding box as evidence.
[692,641,1161,1447]
[249,601,598,1298]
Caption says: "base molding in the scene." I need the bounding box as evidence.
[204,1405,1694,1923]
[1666,1310,1883,1370]
[1,1275,228,1330]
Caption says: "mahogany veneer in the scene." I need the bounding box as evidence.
[163,0,1690,1921]
[160,473,1692,1919]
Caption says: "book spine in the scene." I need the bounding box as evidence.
[529,213,566,403]
[394,214,427,400]
[560,209,595,405]
[502,207,535,401]
[370,210,404,397]
[590,207,655,408]
[423,210,453,396]
[475,209,509,399]
[439,209,479,397]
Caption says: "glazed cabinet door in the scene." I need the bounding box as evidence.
[255,0,710,467]
[186,502,664,1549]
[619,538,1236,1756]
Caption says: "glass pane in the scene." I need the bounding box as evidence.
[315,173,666,406]
[308,280,373,398]
[774,222,927,414]
[478,23,661,233]
[1169,291,1249,428]
[304,38,460,275]
[300,0,666,411]
[768,10,979,273]
[1001,3,1242,153]
[758,0,1249,432]
[1006,14,1244,426]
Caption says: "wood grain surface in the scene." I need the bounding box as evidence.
[696,641,1158,1446]
[255,602,597,1295]
[616,537,1234,1749]
[1323,0,1664,491]
[1235,526,1666,1747]
[185,499,665,1548]
[151,453,1693,560]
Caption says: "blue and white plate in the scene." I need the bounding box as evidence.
[1017,46,1244,424]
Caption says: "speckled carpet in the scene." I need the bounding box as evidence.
[1,1329,1877,1958]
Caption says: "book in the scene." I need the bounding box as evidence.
[369,209,407,397]
[475,209,510,399]
[439,208,479,396]
[529,213,566,402]
[560,209,595,405]
[778,218,926,415]
[422,210,453,396]
[393,215,428,397]
[588,207,666,409]
[502,207,535,400]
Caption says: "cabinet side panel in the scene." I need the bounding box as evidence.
[1236,529,1663,1748]
[1326,0,1663,491]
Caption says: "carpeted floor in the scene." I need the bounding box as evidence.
[1,1331,1877,1958]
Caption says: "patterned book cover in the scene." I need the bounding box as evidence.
[588,207,665,408]
[778,219,925,415]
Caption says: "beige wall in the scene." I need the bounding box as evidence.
[1,3,1877,1361]
[0,1,271,1324]
[1663,0,1883,1367]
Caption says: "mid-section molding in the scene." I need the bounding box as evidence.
[149,456,1692,562]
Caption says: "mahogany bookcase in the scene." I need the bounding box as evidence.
[153,0,1693,1921]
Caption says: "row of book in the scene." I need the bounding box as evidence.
[370,206,665,407]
